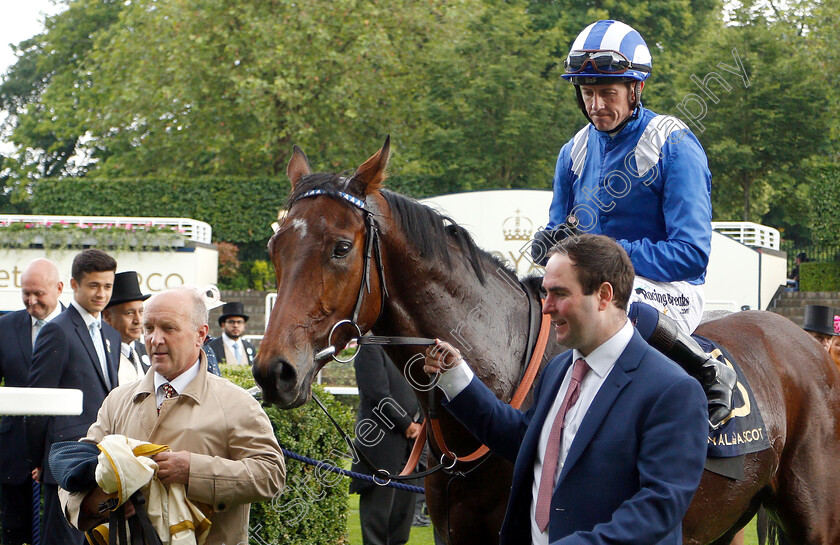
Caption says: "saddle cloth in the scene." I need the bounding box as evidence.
[694,335,771,479]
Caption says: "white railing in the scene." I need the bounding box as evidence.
[0,215,213,245]
[712,221,780,251]
[265,293,277,331]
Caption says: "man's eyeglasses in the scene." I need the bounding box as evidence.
[564,50,651,75]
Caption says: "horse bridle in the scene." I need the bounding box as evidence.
[295,188,435,364]
[292,187,549,483]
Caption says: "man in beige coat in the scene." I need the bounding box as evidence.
[59,286,286,545]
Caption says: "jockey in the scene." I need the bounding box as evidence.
[531,20,737,428]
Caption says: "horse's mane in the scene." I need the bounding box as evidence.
[285,172,523,287]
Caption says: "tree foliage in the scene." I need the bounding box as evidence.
[0,0,125,185]
[3,0,839,249]
[664,11,831,225]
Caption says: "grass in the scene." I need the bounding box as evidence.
[345,491,760,545]
[347,492,438,545]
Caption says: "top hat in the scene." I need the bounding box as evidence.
[105,271,151,308]
[802,305,837,336]
[218,301,249,326]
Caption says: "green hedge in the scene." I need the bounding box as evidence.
[221,365,353,545]
[808,164,840,247]
[799,262,840,291]
[29,178,289,245]
[26,174,452,247]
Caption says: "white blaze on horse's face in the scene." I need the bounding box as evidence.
[291,218,308,238]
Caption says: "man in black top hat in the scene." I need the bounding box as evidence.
[102,271,151,384]
[802,304,837,350]
[207,302,257,366]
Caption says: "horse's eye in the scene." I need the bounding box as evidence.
[333,240,352,258]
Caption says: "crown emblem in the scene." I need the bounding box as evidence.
[502,210,534,242]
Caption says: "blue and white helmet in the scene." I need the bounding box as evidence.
[561,20,652,85]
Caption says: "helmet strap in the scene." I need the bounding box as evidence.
[574,86,594,125]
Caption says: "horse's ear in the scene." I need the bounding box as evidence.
[287,145,311,189]
[352,135,390,195]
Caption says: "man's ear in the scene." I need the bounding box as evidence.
[198,324,209,345]
[598,282,614,310]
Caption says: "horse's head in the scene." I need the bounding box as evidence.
[253,138,390,408]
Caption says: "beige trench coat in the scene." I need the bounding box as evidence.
[60,352,286,545]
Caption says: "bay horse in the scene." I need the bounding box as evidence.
[253,138,840,545]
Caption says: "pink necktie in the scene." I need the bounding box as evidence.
[535,357,590,532]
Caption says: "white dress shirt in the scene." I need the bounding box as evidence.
[437,319,634,545]
[117,341,143,385]
[154,359,201,408]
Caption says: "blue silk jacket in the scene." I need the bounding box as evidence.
[547,106,712,284]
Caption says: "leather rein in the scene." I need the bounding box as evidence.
[295,187,550,482]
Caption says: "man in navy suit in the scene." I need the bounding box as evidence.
[0,259,64,545]
[424,234,708,545]
[27,249,120,545]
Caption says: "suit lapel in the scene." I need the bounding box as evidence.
[69,306,110,389]
[105,327,121,388]
[13,311,33,364]
[556,331,647,485]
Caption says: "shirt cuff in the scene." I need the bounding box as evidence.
[436,361,475,402]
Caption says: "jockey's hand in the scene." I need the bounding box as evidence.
[423,339,463,375]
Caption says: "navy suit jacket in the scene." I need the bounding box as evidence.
[206,336,256,366]
[26,304,121,485]
[445,328,708,545]
[0,309,39,484]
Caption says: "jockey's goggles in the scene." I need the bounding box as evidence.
[564,50,651,75]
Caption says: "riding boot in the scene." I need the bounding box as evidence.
[647,312,738,430]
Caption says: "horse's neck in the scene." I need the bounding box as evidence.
[377,253,534,397]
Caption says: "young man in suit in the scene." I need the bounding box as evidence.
[0,258,63,545]
[206,301,257,366]
[425,234,708,545]
[27,248,120,545]
[102,271,150,384]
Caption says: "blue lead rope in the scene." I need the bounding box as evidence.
[280,448,425,494]
[32,479,41,545]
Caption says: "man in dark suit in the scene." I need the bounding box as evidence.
[102,271,150,384]
[206,302,257,366]
[425,234,708,545]
[27,248,120,545]
[350,344,421,545]
[0,258,64,545]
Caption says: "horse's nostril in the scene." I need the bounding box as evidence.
[277,359,298,384]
